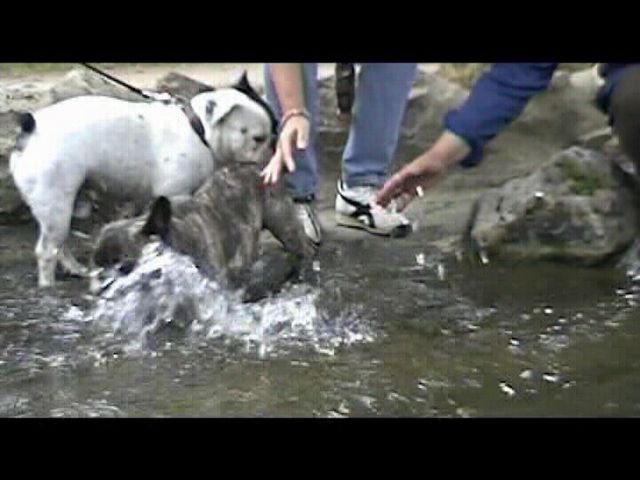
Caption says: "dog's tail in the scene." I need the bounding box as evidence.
[13,112,36,154]
[19,112,36,134]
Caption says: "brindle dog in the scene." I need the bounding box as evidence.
[93,159,318,301]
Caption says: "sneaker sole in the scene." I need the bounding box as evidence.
[335,213,413,238]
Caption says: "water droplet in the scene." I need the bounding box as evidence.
[456,407,473,418]
[437,264,446,281]
[499,382,516,397]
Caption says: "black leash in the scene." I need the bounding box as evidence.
[80,63,154,100]
[79,63,212,150]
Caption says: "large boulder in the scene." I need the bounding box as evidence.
[49,67,145,103]
[155,72,215,100]
[466,146,639,265]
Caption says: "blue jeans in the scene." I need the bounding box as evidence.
[264,63,418,199]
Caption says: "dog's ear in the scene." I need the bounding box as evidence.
[231,71,278,138]
[233,70,253,93]
[141,196,172,241]
[208,99,241,126]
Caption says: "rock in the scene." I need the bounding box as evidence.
[49,67,145,103]
[315,67,470,162]
[467,146,639,265]
[400,69,469,153]
[0,111,30,224]
[0,83,51,112]
[155,72,214,100]
[0,166,30,224]
[0,110,18,158]
[577,127,614,151]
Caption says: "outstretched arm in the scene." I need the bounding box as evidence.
[377,63,559,210]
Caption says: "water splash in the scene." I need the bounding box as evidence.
[82,243,375,358]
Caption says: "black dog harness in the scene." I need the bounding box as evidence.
[180,103,211,149]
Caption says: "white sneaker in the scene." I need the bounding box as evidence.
[335,180,413,237]
[293,197,323,245]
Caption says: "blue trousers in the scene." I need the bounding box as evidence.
[264,63,417,199]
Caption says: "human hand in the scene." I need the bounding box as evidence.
[376,156,447,212]
[261,113,310,186]
[376,131,471,211]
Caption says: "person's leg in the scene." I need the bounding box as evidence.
[610,66,640,169]
[335,63,356,115]
[335,63,418,237]
[342,63,417,188]
[264,63,323,244]
[264,63,320,200]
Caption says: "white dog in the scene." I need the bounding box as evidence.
[10,74,276,287]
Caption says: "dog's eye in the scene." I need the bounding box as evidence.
[240,127,248,134]
[253,135,266,144]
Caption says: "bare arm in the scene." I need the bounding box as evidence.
[269,64,306,112]
[377,131,470,211]
[377,63,558,211]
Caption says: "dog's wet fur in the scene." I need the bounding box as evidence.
[93,159,318,301]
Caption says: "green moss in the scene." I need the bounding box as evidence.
[562,158,609,196]
[166,397,201,414]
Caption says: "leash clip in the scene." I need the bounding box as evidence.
[142,90,174,104]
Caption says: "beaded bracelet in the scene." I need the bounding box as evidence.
[280,108,310,131]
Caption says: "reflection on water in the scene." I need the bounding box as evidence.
[2,231,640,417]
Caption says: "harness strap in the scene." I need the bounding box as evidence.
[180,103,211,149]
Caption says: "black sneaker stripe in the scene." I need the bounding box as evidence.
[337,181,370,209]
[351,206,375,228]
[337,182,376,229]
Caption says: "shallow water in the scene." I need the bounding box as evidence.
[2,226,640,417]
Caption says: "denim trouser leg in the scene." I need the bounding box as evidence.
[264,63,418,196]
[342,63,418,188]
[264,63,320,199]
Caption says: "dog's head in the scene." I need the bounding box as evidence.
[191,72,277,166]
[93,196,173,275]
